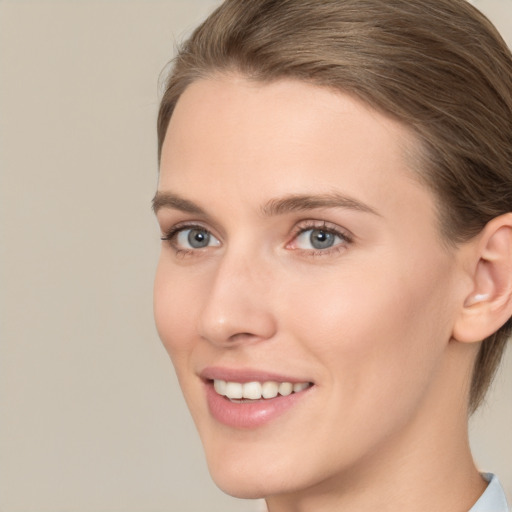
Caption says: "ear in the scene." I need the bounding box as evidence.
[452,213,512,343]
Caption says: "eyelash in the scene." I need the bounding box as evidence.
[160,222,214,258]
[160,220,353,258]
[288,220,353,257]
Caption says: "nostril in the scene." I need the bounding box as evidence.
[228,332,259,343]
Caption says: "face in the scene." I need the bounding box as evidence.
[154,77,466,500]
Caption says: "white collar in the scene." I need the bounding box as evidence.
[469,473,510,512]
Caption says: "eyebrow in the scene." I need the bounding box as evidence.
[261,192,380,217]
[152,192,206,215]
[152,191,380,217]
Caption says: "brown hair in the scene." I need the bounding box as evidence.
[157,0,512,412]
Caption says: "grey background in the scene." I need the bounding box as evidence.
[0,1,510,510]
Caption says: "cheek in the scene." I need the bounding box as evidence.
[271,256,457,471]
[281,253,455,397]
[153,257,199,357]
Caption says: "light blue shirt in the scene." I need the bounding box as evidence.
[469,474,510,512]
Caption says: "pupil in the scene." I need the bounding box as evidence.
[188,229,210,248]
[310,229,334,249]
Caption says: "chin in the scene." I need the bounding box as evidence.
[213,475,270,500]
[211,470,301,501]
[202,445,297,500]
[203,442,330,502]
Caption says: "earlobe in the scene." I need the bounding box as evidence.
[453,213,512,343]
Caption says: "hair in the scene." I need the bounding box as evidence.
[157,0,512,412]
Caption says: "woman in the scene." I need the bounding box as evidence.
[153,1,512,510]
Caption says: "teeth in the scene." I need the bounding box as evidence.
[213,379,226,395]
[278,382,293,396]
[262,381,279,399]
[293,382,309,393]
[225,381,243,399]
[243,381,262,400]
[213,379,311,400]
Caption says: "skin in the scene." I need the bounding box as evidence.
[153,76,487,511]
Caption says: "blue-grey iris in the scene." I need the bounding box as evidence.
[310,229,335,249]
[188,228,210,248]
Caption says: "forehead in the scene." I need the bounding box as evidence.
[159,76,437,230]
[163,76,415,164]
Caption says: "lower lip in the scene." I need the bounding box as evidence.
[205,382,312,429]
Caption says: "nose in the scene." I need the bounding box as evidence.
[198,252,277,347]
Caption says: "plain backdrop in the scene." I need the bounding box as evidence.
[0,1,510,511]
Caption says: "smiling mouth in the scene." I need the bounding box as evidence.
[212,379,313,401]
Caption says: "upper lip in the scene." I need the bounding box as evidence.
[200,366,313,384]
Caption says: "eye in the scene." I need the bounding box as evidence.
[177,227,218,249]
[161,225,221,251]
[288,222,352,254]
[295,228,340,250]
